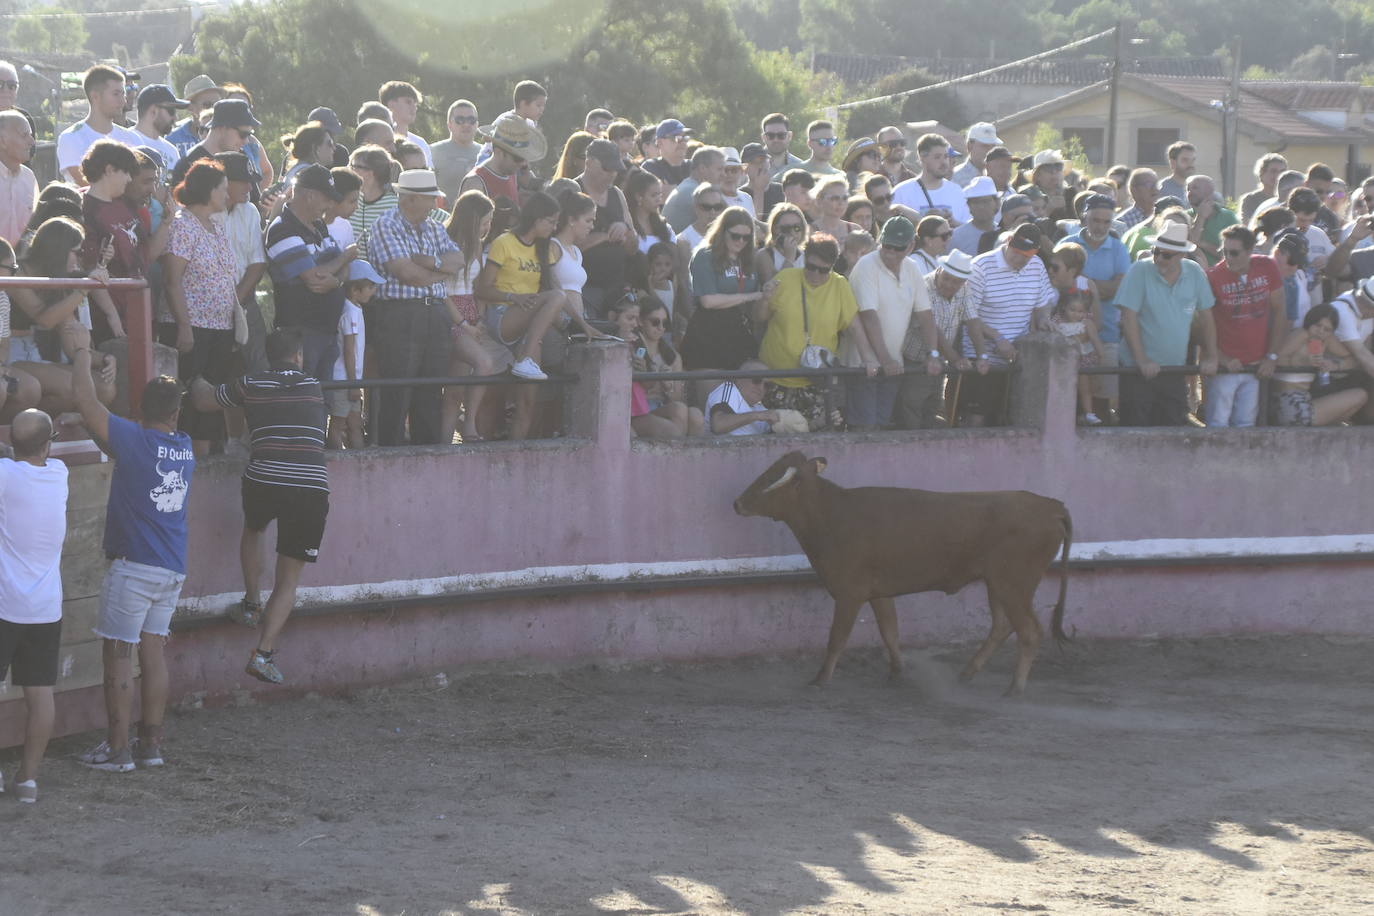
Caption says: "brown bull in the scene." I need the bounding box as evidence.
[734,451,1072,695]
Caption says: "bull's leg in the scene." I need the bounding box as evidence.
[1002,589,1043,697]
[870,597,904,682]
[959,585,1013,682]
[810,598,863,687]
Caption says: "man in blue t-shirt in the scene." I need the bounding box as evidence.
[68,324,195,774]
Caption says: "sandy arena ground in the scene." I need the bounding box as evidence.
[0,635,1371,915]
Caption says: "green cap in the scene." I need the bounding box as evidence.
[878,215,915,247]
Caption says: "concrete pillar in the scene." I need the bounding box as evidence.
[1010,331,1079,439]
[562,340,631,449]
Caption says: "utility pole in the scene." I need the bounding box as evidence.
[1223,38,1241,199]
[1106,21,1124,167]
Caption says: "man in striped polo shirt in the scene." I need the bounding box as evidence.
[959,223,1056,425]
[192,329,328,685]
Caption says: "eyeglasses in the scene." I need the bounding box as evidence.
[804,261,832,274]
[764,131,788,140]
[777,223,804,234]
[451,115,478,125]
[727,230,753,241]
[811,137,838,147]
[0,80,18,91]
[643,317,665,328]
[869,194,891,206]
[700,202,725,213]
[1152,249,1180,260]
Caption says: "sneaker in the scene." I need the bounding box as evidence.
[80,743,135,773]
[245,649,283,685]
[14,779,36,804]
[132,738,164,768]
[509,357,547,381]
[1082,412,1103,426]
[228,598,261,628]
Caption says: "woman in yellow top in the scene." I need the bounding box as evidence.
[757,232,876,430]
[475,191,574,439]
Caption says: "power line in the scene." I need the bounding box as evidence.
[835,28,1118,110]
[0,5,196,21]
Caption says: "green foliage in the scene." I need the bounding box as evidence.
[1030,123,1091,177]
[12,9,88,54]
[173,0,836,163]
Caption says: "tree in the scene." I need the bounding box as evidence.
[842,67,967,140]
[174,0,835,161]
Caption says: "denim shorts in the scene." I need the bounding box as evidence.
[7,334,46,363]
[95,558,186,643]
[484,303,523,347]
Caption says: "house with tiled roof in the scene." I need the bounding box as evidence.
[991,72,1372,191]
[813,54,1227,122]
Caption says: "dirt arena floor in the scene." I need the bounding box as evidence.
[1,635,1371,915]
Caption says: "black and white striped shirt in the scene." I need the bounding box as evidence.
[215,368,328,492]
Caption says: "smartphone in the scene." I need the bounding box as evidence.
[263,180,288,197]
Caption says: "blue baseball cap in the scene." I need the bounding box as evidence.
[655,118,692,140]
[348,260,385,284]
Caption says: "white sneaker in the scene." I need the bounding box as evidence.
[1082,412,1103,426]
[510,357,547,381]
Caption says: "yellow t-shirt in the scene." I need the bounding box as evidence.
[759,268,859,387]
[487,232,542,297]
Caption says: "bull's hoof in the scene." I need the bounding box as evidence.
[957,666,978,683]
[885,670,906,686]
[1002,683,1026,698]
[808,673,831,688]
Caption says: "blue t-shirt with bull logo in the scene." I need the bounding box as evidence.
[103,415,195,574]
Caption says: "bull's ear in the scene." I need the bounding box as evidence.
[811,457,827,474]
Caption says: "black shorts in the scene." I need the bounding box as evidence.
[958,371,1011,423]
[0,619,62,687]
[242,478,329,563]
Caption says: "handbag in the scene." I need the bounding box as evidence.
[798,281,834,370]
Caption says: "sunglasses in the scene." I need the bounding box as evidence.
[700,202,725,213]
[727,230,753,241]
[811,137,839,147]
[451,115,478,125]
[804,261,833,274]
[0,80,17,91]
[869,194,891,206]
[1152,249,1180,260]
[643,317,665,328]
[764,131,788,140]
[881,243,907,253]
[777,223,804,234]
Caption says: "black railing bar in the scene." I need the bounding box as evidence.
[319,373,578,390]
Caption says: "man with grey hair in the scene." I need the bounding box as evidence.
[430,99,480,204]
[0,407,68,803]
[1185,174,1237,267]
[950,122,1003,188]
[0,109,37,244]
[663,145,725,233]
[1240,153,1286,225]
[0,60,18,112]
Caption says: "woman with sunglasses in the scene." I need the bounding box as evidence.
[754,203,807,289]
[632,300,703,438]
[910,215,952,274]
[680,206,764,373]
[812,176,860,242]
[757,232,875,431]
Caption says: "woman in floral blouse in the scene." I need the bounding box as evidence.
[162,159,238,455]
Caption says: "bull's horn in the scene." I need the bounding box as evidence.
[762,465,797,493]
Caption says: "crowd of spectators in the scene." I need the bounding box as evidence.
[1,63,1373,450]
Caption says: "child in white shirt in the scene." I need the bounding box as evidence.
[327,262,381,449]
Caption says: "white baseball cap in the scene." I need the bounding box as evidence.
[720,146,742,167]
[965,122,1003,146]
[963,176,998,199]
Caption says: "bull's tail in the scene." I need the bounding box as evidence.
[1052,507,1074,650]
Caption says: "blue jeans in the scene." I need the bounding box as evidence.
[1203,373,1259,427]
[845,374,901,428]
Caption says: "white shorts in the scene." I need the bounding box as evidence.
[95,558,186,644]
